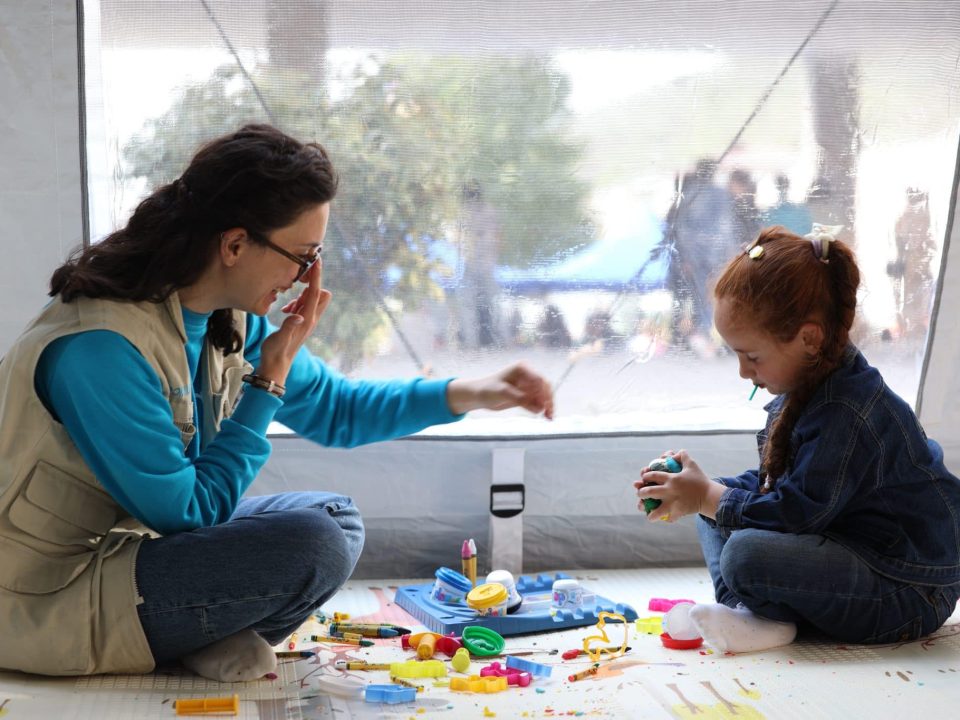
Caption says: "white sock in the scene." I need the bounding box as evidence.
[689,603,797,653]
[181,629,278,682]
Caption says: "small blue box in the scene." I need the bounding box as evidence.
[394,572,637,637]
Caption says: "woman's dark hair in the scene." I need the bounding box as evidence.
[51,124,338,352]
[713,226,860,488]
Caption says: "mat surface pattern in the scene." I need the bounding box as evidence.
[2,567,959,718]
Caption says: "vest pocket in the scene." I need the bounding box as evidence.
[8,461,118,548]
[0,534,95,593]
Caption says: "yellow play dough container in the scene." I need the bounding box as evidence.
[466,582,509,617]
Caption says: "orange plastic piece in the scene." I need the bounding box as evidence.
[449,675,508,693]
[174,694,239,716]
[417,632,438,659]
[403,631,462,657]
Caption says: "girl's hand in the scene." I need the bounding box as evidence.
[633,449,720,522]
[446,362,554,419]
[257,261,332,385]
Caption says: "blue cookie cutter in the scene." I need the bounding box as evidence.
[505,655,552,677]
[364,684,417,704]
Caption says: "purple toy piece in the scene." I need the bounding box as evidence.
[648,597,696,612]
[480,661,532,687]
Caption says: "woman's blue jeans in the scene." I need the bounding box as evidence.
[697,516,960,644]
[134,492,364,664]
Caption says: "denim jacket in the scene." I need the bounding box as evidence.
[714,345,960,586]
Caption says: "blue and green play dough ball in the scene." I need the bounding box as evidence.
[642,456,682,514]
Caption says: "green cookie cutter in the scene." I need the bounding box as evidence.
[461,625,505,656]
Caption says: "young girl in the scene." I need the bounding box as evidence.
[635,225,960,653]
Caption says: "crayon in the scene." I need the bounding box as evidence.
[389,677,423,692]
[275,650,315,658]
[328,623,400,638]
[335,660,394,670]
[749,384,759,401]
[347,622,412,634]
[310,634,374,647]
[568,664,600,682]
[461,539,473,586]
[467,538,477,587]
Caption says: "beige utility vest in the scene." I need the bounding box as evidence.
[0,293,250,675]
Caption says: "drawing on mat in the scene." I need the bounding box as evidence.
[734,677,761,700]
[667,680,765,720]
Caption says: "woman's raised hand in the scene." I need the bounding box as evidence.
[257,261,331,385]
[445,362,554,419]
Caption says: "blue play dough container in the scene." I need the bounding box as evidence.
[431,567,473,605]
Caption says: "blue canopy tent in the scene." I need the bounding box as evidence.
[494,211,669,293]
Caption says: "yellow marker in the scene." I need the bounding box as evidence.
[174,694,239,716]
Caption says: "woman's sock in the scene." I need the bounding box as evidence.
[689,603,797,653]
[181,629,277,682]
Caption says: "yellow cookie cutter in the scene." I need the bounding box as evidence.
[581,611,629,662]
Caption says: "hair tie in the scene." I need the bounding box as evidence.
[804,223,843,264]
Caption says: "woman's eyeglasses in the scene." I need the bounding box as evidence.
[258,236,321,282]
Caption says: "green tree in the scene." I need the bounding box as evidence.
[123,53,590,370]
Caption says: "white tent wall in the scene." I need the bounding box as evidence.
[3,1,960,578]
[917,144,960,466]
[0,0,85,351]
[254,433,753,577]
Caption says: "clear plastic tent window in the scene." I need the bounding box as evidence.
[83,0,960,435]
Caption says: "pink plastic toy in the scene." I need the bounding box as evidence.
[648,597,696,612]
[480,661,532,687]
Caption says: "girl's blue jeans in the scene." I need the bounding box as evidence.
[697,516,960,644]
[134,492,364,664]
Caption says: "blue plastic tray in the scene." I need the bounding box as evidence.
[394,572,638,637]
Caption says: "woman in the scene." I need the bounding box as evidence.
[0,124,553,680]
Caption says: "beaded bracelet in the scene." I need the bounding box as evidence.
[241,373,286,398]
